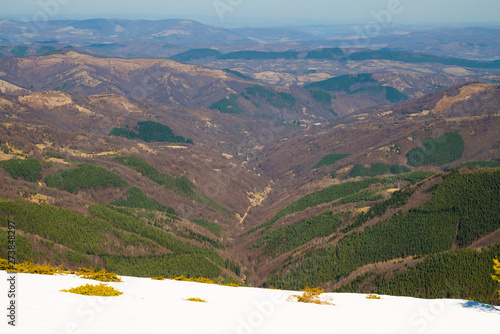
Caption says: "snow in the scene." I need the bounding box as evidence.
[1,270,499,334]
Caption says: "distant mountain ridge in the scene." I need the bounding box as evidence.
[0,51,409,117]
[1,18,253,45]
[1,19,499,60]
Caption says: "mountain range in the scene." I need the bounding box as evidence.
[0,19,500,306]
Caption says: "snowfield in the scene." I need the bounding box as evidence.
[1,270,500,334]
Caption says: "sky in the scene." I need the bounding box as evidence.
[1,0,499,27]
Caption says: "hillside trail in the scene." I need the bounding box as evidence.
[237,186,272,225]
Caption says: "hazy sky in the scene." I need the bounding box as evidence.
[2,0,499,26]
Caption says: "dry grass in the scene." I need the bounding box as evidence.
[0,258,12,271]
[221,283,240,287]
[75,268,122,282]
[171,275,241,287]
[0,260,122,283]
[432,83,492,114]
[184,297,207,303]
[61,283,123,297]
[366,294,382,299]
[287,286,334,305]
[493,258,500,300]
[172,275,215,284]
[1,260,67,275]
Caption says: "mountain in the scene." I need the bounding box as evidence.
[171,47,498,105]
[236,83,500,301]
[3,49,493,120]
[0,51,249,109]
[1,270,499,333]
[340,50,500,69]
[0,51,299,111]
[297,26,500,60]
[1,20,499,61]
[0,51,414,118]
[228,26,319,43]
[0,49,499,305]
[253,83,500,182]
[1,19,253,45]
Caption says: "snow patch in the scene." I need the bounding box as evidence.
[0,271,499,333]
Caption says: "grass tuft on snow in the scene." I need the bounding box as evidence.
[366,294,382,299]
[76,267,122,282]
[61,283,123,297]
[184,297,207,303]
[287,286,334,305]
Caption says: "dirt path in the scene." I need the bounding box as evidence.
[238,186,272,225]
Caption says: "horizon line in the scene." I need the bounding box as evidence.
[1,17,500,28]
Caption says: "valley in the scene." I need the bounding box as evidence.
[1,19,500,308]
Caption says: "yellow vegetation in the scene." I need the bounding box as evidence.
[492,258,500,300]
[15,261,65,275]
[0,260,243,289]
[0,260,122,282]
[0,258,11,271]
[267,285,282,290]
[184,297,207,303]
[287,286,334,305]
[1,260,66,275]
[76,268,122,282]
[172,275,215,284]
[171,275,241,287]
[61,283,123,297]
[366,294,382,299]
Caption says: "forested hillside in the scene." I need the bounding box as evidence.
[264,168,500,304]
[0,50,499,306]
